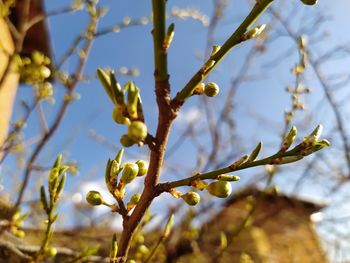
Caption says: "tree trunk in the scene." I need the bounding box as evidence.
[0,18,19,156]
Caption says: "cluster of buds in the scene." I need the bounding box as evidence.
[171,174,238,206]
[191,178,234,199]
[192,82,220,97]
[86,148,149,215]
[97,68,148,147]
[15,51,54,103]
[9,210,27,238]
[16,51,51,84]
[295,125,330,156]
[174,125,328,206]
[271,125,330,164]
[284,36,310,125]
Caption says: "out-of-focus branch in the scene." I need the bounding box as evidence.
[269,7,350,178]
[14,13,99,210]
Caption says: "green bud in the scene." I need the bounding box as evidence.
[281,126,297,152]
[105,159,113,191]
[138,245,149,255]
[109,71,124,105]
[248,142,262,162]
[207,181,232,198]
[201,59,215,73]
[306,124,323,142]
[126,82,140,119]
[110,160,119,183]
[204,82,220,97]
[53,154,62,168]
[115,148,124,164]
[55,174,66,201]
[210,45,221,57]
[120,134,135,148]
[135,160,148,176]
[49,176,59,196]
[127,193,140,211]
[121,163,139,185]
[86,190,104,206]
[300,0,318,5]
[40,185,49,213]
[128,121,148,142]
[300,139,330,156]
[163,23,175,51]
[217,174,240,182]
[243,24,266,40]
[181,192,200,206]
[97,68,113,103]
[129,193,141,205]
[112,106,131,125]
[110,233,118,259]
[136,95,145,122]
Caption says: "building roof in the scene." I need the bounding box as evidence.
[225,186,327,214]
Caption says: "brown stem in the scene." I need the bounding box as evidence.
[115,78,178,262]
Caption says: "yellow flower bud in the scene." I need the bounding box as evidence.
[14,230,25,238]
[128,121,148,142]
[135,160,148,176]
[138,245,149,255]
[121,163,139,184]
[86,190,104,206]
[181,191,201,206]
[39,65,51,79]
[204,82,220,97]
[207,181,232,198]
[46,247,57,257]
